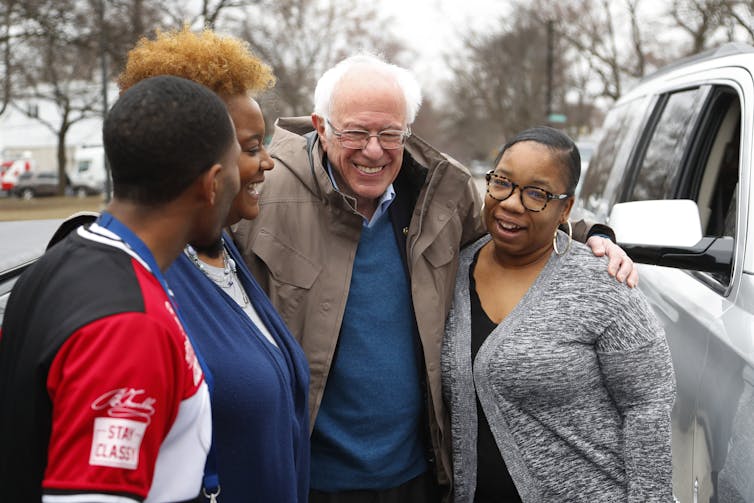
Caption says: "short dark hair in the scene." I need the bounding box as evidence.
[493,126,581,195]
[103,75,235,205]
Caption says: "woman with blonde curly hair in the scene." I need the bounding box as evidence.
[117,27,310,502]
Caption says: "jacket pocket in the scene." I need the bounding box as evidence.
[252,228,321,324]
[423,240,456,268]
[421,209,460,269]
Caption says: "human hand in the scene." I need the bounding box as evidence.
[586,236,638,288]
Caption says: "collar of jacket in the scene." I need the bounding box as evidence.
[269,116,465,211]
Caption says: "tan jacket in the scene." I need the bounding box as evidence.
[234,117,484,489]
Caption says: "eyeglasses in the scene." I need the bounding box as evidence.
[485,171,570,212]
[326,119,411,150]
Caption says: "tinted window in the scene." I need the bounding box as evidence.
[578,96,649,220]
[681,89,740,288]
[630,88,707,201]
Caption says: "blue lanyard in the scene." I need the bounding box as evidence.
[95,212,221,496]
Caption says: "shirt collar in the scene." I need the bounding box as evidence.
[325,159,396,227]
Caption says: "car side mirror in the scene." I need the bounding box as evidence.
[609,200,734,273]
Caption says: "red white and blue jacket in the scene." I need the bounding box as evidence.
[0,222,211,502]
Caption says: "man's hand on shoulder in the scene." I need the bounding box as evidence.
[586,236,638,288]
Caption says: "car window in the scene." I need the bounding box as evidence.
[629,88,708,201]
[681,89,741,288]
[578,95,649,220]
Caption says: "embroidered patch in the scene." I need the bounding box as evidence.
[89,417,147,469]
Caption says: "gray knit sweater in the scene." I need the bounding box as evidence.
[441,233,676,502]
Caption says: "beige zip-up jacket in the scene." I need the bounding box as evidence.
[234,117,484,490]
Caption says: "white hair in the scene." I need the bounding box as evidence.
[313,53,423,126]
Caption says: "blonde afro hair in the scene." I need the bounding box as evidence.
[118,26,275,98]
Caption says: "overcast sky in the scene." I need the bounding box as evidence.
[381,0,510,97]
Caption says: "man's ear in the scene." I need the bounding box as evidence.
[311,114,328,151]
[197,164,223,206]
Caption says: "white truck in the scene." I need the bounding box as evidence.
[69,146,108,197]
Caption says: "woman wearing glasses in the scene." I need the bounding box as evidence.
[441,126,676,502]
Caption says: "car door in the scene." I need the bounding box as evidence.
[614,70,753,503]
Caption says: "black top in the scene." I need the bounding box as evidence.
[469,250,522,503]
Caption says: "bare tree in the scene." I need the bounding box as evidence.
[157,0,258,30]
[724,0,754,40]
[99,0,164,71]
[3,0,171,194]
[8,0,105,192]
[440,7,571,164]
[233,0,404,122]
[0,0,13,114]
[544,0,661,101]
[669,0,730,55]
[1,0,45,115]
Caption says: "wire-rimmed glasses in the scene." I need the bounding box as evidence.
[325,119,411,150]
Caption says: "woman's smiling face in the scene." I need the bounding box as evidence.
[224,95,274,225]
[484,141,574,264]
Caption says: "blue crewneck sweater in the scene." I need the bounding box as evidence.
[310,214,427,491]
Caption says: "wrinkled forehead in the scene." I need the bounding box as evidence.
[330,68,407,125]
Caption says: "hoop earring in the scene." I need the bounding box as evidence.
[553,220,572,256]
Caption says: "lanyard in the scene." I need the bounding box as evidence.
[95,212,221,498]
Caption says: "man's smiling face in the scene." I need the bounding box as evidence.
[315,68,407,219]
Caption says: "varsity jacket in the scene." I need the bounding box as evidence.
[0,222,210,502]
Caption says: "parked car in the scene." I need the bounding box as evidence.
[573,42,754,503]
[0,219,64,325]
[11,172,59,199]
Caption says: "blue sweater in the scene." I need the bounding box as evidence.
[310,215,427,491]
[166,233,310,502]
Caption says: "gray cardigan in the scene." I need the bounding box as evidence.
[441,233,676,502]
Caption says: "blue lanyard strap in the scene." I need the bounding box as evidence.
[96,212,220,497]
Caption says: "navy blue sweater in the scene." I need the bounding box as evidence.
[310,215,427,490]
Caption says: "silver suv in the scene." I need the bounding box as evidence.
[574,43,754,503]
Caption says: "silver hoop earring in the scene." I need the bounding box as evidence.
[553,220,572,256]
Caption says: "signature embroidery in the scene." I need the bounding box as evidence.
[92,388,156,424]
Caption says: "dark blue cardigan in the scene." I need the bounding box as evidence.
[166,233,309,502]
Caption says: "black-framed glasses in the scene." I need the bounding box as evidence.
[326,119,411,150]
[485,171,570,212]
